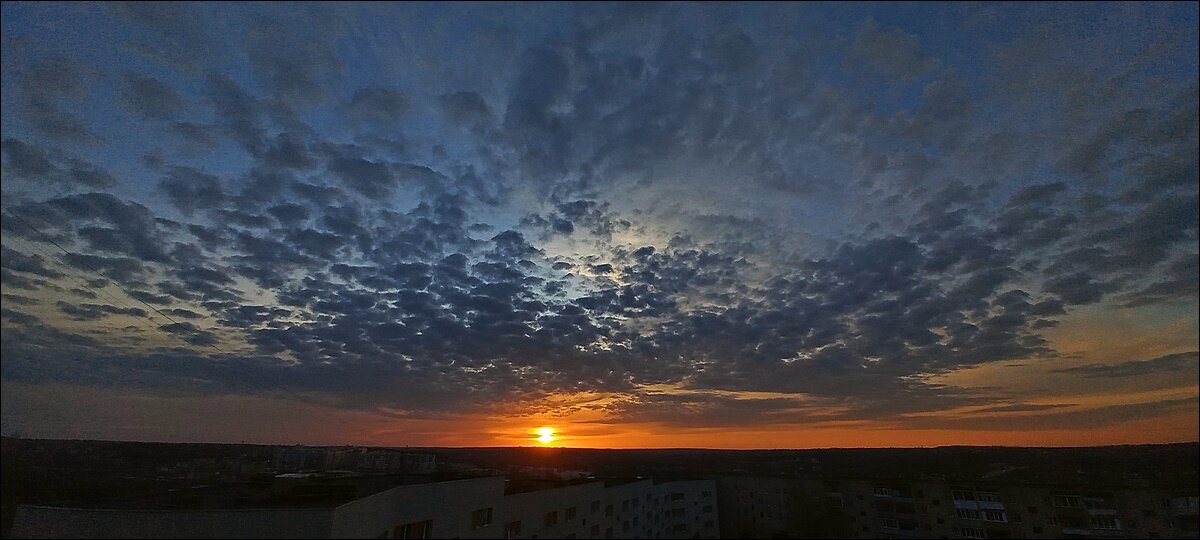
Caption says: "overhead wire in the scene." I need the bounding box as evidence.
[3,210,233,356]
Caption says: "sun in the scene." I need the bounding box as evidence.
[535,427,556,445]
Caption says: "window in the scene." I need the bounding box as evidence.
[1090,517,1121,530]
[545,511,558,527]
[471,508,493,529]
[957,509,981,520]
[880,517,900,529]
[702,491,712,499]
[1052,495,1082,508]
[874,487,896,497]
[591,500,601,513]
[703,505,713,514]
[504,521,522,539]
[1169,496,1199,509]
[953,490,976,501]
[977,492,1002,503]
[671,492,685,501]
[606,505,614,517]
[605,527,614,538]
[395,520,432,539]
[983,510,1007,522]
[953,526,987,538]
[590,525,600,537]
[566,506,577,522]
[1027,506,1038,514]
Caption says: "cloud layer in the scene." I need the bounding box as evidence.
[1,3,1196,445]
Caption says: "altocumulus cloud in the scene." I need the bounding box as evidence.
[0,2,1196,439]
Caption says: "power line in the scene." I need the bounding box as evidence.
[2,207,312,403]
[5,234,187,347]
[3,210,231,357]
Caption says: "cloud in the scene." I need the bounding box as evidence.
[345,87,409,123]
[119,73,186,120]
[1052,351,1199,378]
[1,245,65,278]
[56,301,148,321]
[849,18,940,82]
[0,3,1195,439]
[110,2,214,73]
[159,166,227,215]
[12,58,96,142]
[1,139,116,188]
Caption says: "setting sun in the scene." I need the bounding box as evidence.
[535,427,556,445]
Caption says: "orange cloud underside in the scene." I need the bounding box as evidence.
[4,382,1195,449]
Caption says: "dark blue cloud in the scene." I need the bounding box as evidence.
[0,2,1196,431]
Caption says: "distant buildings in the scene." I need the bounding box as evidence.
[270,446,436,474]
[10,476,719,539]
[6,440,1197,539]
[716,476,1200,539]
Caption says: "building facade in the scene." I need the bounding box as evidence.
[717,475,1200,539]
[10,477,719,540]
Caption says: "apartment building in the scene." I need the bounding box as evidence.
[10,476,719,539]
[717,476,1200,539]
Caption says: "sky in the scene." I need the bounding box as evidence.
[0,2,1197,449]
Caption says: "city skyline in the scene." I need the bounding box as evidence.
[1,2,1197,449]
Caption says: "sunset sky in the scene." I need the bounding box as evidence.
[1,2,1197,449]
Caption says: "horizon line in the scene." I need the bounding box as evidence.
[4,434,1198,452]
